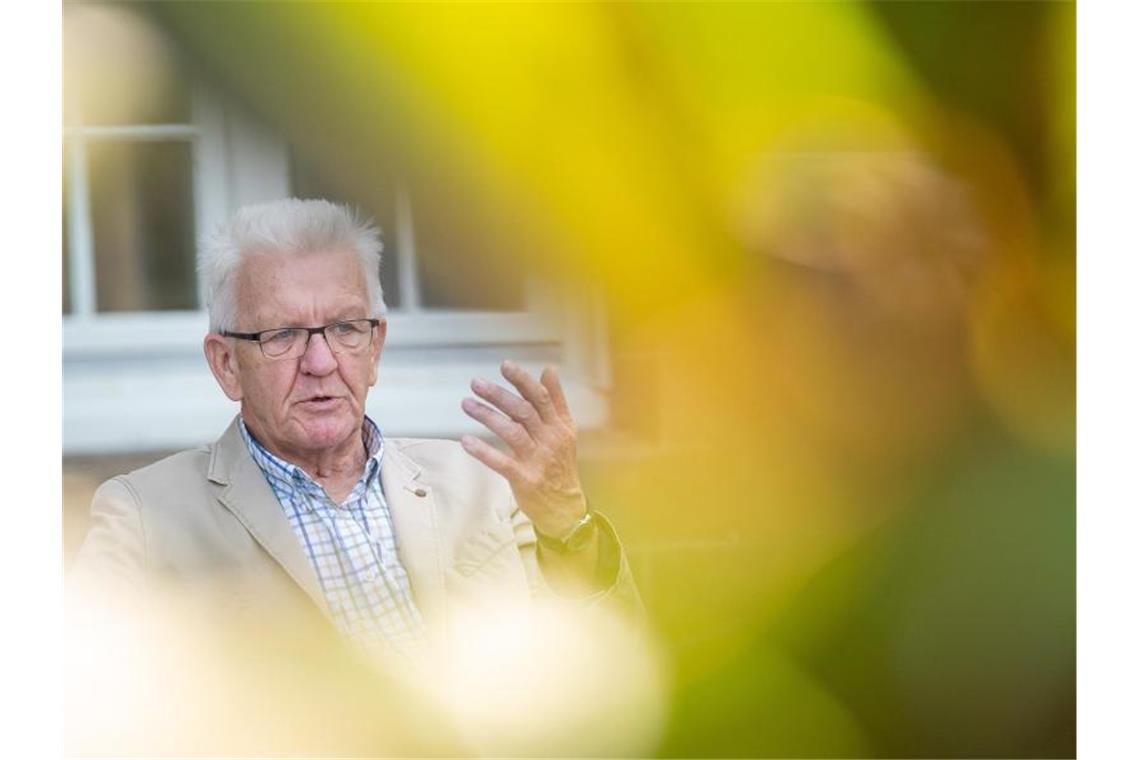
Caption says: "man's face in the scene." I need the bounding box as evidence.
[210,248,384,464]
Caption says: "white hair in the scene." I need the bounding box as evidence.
[198,198,385,332]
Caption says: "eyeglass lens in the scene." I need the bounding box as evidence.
[261,321,373,358]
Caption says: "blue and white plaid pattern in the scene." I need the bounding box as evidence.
[239,417,425,656]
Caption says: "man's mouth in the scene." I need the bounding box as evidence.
[300,395,340,407]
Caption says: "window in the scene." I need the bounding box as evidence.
[63,3,609,455]
[63,3,217,318]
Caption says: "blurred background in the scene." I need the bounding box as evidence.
[62,1,1074,756]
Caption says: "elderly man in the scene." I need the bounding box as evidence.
[72,199,640,665]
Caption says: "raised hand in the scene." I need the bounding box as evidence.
[460,360,587,539]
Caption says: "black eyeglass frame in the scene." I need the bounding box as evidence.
[221,318,382,358]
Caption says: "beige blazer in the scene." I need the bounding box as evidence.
[71,417,641,645]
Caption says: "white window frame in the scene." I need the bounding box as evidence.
[64,84,610,455]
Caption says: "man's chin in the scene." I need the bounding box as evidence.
[293,413,360,451]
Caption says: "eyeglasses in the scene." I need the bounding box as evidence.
[222,318,381,359]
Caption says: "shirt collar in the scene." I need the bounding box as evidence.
[239,415,386,494]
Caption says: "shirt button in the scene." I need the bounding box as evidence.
[362,568,379,583]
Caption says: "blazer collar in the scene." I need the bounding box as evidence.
[205,418,449,633]
[207,417,332,621]
[380,441,447,632]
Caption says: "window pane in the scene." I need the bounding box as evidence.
[411,181,528,311]
[289,150,401,309]
[64,3,191,126]
[88,140,198,312]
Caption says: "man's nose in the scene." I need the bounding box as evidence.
[298,331,338,375]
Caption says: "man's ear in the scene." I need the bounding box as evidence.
[204,333,244,401]
[368,318,387,387]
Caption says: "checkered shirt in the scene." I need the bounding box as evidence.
[239,416,426,657]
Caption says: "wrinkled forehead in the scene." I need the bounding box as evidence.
[234,247,371,327]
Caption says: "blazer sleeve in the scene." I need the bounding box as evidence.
[510,500,646,624]
[69,476,149,604]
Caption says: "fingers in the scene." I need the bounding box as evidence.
[539,365,573,425]
[458,432,528,480]
[460,397,535,456]
[470,377,540,435]
[460,434,520,481]
[470,360,558,437]
[499,360,558,424]
[468,360,573,445]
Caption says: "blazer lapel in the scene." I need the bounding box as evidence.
[208,418,332,622]
[381,443,448,631]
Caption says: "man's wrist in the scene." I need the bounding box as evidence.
[536,508,596,554]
